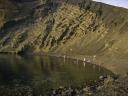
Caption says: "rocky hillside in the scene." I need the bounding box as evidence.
[0,0,128,74]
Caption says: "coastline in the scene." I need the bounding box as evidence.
[29,52,128,76]
[0,51,128,75]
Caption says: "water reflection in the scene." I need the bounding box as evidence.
[0,54,114,95]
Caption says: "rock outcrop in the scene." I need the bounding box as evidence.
[0,0,128,74]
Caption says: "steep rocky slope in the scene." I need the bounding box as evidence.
[0,0,128,74]
[0,0,18,28]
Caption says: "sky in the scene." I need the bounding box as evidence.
[92,0,128,9]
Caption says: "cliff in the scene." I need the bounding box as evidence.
[0,0,128,74]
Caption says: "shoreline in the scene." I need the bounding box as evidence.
[0,75,127,96]
[28,52,118,75]
[28,52,128,76]
[0,52,128,76]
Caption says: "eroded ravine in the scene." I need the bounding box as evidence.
[0,0,128,75]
